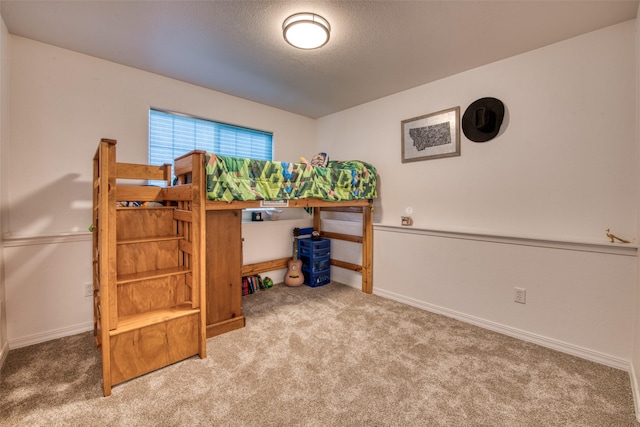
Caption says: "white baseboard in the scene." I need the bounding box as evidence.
[373,287,630,371]
[8,321,93,350]
[296,268,632,371]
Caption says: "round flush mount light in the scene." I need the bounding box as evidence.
[283,13,331,49]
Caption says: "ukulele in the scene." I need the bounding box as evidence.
[284,227,304,287]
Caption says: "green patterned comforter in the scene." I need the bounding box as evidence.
[205,154,377,202]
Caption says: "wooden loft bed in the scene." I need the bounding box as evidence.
[172,150,375,338]
[92,139,375,394]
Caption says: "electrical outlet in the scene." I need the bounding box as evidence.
[84,282,94,298]
[514,287,526,304]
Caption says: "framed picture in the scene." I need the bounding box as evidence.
[401,106,460,163]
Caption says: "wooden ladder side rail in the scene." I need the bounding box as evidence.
[313,204,374,294]
[92,148,100,347]
[173,150,208,359]
[93,138,117,397]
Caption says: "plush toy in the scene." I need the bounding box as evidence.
[299,153,329,166]
[263,277,274,288]
[311,152,329,167]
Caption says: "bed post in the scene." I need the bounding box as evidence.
[361,204,373,294]
[190,151,208,358]
[313,207,321,231]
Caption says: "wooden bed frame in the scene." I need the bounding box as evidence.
[172,149,374,338]
[93,139,374,395]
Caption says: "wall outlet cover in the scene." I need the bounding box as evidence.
[514,287,526,304]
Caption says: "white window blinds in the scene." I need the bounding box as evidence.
[149,109,273,175]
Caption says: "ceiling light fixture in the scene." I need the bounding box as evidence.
[283,13,331,50]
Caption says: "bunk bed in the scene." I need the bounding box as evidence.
[173,150,377,338]
[92,139,377,396]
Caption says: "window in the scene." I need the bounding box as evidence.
[148,109,273,183]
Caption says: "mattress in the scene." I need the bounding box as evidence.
[204,153,377,202]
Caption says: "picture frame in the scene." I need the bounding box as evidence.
[401,106,460,163]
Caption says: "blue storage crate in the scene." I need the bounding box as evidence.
[297,237,330,287]
[300,254,330,272]
[302,268,331,287]
[298,238,330,258]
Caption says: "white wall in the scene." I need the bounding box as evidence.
[4,36,316,347]
[6,36,315,238]
[0,16,9,367]
[320,22,636,241]
[319,21,637,368]
[632,3,640,421]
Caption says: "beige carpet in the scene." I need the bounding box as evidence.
[1,282,637,426]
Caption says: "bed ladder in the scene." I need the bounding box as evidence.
[92,138,207,396]
[311,205,373,294]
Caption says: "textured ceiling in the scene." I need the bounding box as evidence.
[1,1,638,118]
